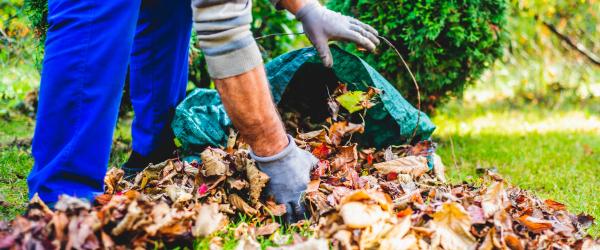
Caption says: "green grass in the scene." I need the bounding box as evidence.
[0,147,32,219]
[433,99,600,235]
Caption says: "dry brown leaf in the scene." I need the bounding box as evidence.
[380,231,423,250]
[467,205,486,224]
[429,202,477,250]
[504,232,524,250]
[227,178,249,190]
[112,200,143,236]
[104,168,123,194]
[481,181,509,217]
[330,144,358,171]
[264,200,287,217]
[256,222,280,236]
[297,129,328,142]
[365,215,412,249]
[269,238,329,250]
[373,156,429,177]
[340,201,387,229]
[544,199,566,210]
[245,160,269,204]
[517,215,553,233]
[433,153,447,182]
[193,203,226,237]
[332,230,353,249]
[226,129,238,154]
[229,194,258,215]
[340,189,392,212]
[201,148,228,176]
[235,236,261,250]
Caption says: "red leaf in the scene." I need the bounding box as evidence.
[312,143,330,159]
[198,184,208,196]
[366,154,374,165]
[386,172,398,181]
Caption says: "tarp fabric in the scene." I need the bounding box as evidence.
[172,45,436,151]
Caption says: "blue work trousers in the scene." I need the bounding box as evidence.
[28,0,193,202]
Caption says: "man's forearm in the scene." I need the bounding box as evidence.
[214,67,288,157]
[277,0,316,14]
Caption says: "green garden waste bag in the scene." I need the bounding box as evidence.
[172,45,435,151]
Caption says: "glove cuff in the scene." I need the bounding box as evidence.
[249,135,296,163]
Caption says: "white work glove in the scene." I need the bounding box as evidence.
[249,135,317,223]
[296,2,380,67]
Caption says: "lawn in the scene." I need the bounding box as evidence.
[1,72,599,238]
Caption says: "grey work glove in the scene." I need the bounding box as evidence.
[296,2,380,67]
[250,135,317,223]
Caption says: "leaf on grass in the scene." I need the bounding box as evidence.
[229,194,258,215]
[544,199,566,210]
[517,215,553,233]
[264,200,287,217]
[429,202,477,250]
[256,222,280,236]
[373,156,429,177]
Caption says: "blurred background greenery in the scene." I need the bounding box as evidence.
[1,0,599,235]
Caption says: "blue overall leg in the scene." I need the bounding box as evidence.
[28,0,142,202]
[125,0,192,166]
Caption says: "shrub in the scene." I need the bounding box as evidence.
[327,0,508,111]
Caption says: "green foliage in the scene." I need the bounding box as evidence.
[1,0,40,104]
[327,0,508,111]
[23,0,46,69]
[483,0,600,103]
[1,0,38,66]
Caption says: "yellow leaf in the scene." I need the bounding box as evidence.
[429,202,477,250]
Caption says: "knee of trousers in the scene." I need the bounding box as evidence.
[192,0,263,79]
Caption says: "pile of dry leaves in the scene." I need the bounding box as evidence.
[1,85,598,249]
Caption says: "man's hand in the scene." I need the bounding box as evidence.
[250,135,317,223]
[282,1,380,67]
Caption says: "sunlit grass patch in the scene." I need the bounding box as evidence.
[433,100,600,236]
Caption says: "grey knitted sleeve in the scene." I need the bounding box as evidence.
[192,0,263,79]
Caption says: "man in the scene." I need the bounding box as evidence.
[28,0,379,222]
